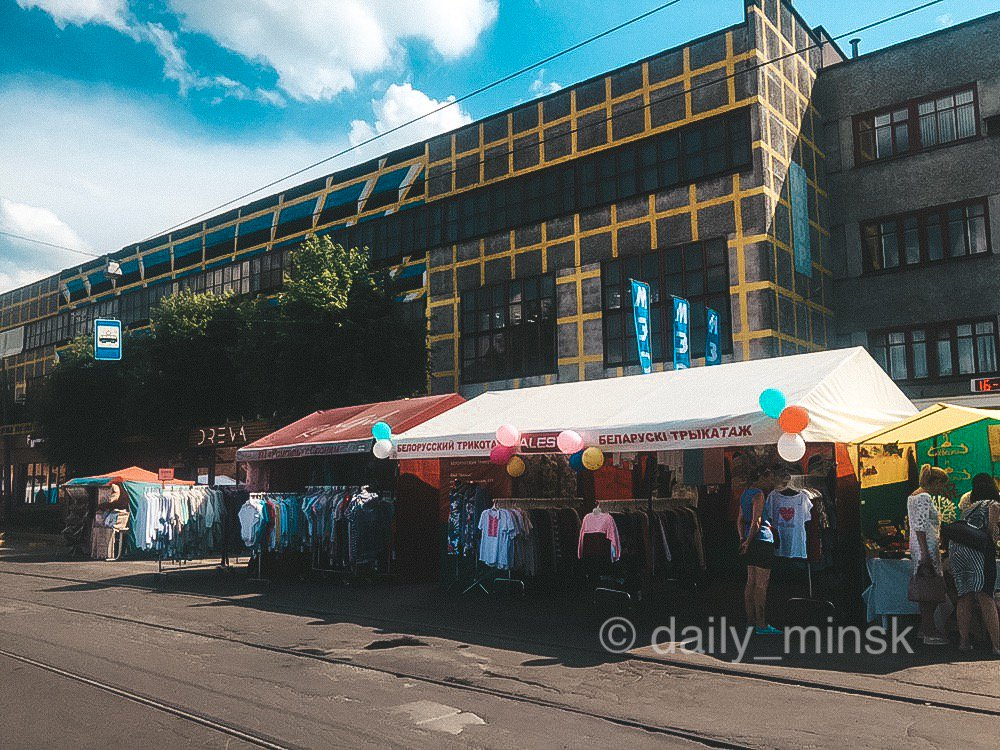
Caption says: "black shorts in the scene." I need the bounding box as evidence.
[744,539,775,570]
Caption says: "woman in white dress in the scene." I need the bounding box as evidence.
[907,465,949,645]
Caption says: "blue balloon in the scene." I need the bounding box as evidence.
[759,388,787,419]
[372,421,392,441]
[569,450,585,472]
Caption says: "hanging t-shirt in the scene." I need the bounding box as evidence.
[766,490,813,558]
[478,508,517,569]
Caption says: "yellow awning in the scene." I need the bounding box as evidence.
[853,403,999,446]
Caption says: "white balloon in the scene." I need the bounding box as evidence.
[372,438,394,459]
[776,432,806,462]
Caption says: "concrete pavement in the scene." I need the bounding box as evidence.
[0,540,998,748]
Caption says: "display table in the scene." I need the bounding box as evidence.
[863,556,1000,625]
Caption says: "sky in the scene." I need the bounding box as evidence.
[1,0,997,292]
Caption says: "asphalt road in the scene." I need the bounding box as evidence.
[0,544,998,749]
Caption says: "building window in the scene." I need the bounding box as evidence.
[862,199,990,271]
[855,86,979,164]
[460,276,556,384]
[870,319,997,381]
[602,239,731,367]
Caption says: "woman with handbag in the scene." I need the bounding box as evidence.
[948,473,1000,654]
[907,465,949,645]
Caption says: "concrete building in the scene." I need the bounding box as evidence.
[815,13,1000,408]
[1,1,998,515]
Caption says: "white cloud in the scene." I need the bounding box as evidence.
[16,1,284,104]
[138,22,285,105]
[936,13,954,27]
[0,81,350,292]
[0,79,473,293]
[15,0,128,31]
[167,0,499,101]
[0,197,93,292]
[348,83,472,149]
[529,69,562,98]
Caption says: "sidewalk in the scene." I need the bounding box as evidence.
[1,540,997,713]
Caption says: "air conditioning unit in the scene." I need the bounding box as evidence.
[13,383,26,404]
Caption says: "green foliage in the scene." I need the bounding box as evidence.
[29,238,428,475]
[281,234,370,313]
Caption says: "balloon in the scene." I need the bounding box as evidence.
[506,455,526,478]
[759,388,787,419]
[778,405,810,434]
[582,447,605,471]
[371,421,392,441]
[569,450,585,472]
[776,432,807,462]
[372,438,394,459]
[496,424,521,448]
[490,444,517,465]
[557,430,584,455]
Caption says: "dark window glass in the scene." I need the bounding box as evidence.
[602,238,731,366]
[856,86,978,164]
[862,199,991,272]
[872,319,998,381]
[460,275,556,383]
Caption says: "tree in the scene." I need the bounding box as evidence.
[29,236,428,474]
[281,234,369,313]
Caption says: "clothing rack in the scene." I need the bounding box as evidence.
[781,475,834,615]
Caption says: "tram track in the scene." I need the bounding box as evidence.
[1,566,999,724]
[0,646,294,750]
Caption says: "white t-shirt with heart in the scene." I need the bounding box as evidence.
[766,490,813,559]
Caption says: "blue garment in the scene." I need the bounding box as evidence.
[740,488,773,543]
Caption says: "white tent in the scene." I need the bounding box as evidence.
[395,348,917,459]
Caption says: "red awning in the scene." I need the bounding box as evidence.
[236,394,466,462]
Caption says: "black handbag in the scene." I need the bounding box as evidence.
[941,520,994,555]
[908,561,946,603]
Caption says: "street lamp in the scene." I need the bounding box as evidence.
[107,260,123,290]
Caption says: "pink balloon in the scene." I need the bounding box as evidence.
[490,444,517,465]
[496,424,521,448]
[557,430,584,455]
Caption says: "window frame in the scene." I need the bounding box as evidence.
[869,317,998,383]
[853,83,980,166]
[601,238,733,369]
[459,275,557,385]
[860,197,991,273]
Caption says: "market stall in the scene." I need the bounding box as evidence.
[392,348,917,611]
[235,394,465,581]
[61,466,198,560]
[853,404,1000,622]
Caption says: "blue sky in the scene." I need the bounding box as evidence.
[1,0,996,291]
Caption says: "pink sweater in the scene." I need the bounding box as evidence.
[578,511,621,561]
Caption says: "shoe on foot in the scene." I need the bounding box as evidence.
[922,635,949,646]
[755,625,783,636]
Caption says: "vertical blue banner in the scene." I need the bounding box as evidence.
[630,279,653,374]
[672,296,690,370]
[789,161,812,278]
[706,307,721,366]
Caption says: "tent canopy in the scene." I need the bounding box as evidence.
[395,348,917,458]
[65,466,194,486]
[237,394,466,462]
[854,402,999,446]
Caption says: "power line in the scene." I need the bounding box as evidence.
[0,229,101,259]
[5,0,947,266]
[144,0,690,240]
[144,0,946,244]
[288,0,948,194]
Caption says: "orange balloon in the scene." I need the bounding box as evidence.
[778,405,810,434]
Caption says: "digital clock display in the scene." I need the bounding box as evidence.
[971,377,1000,393]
